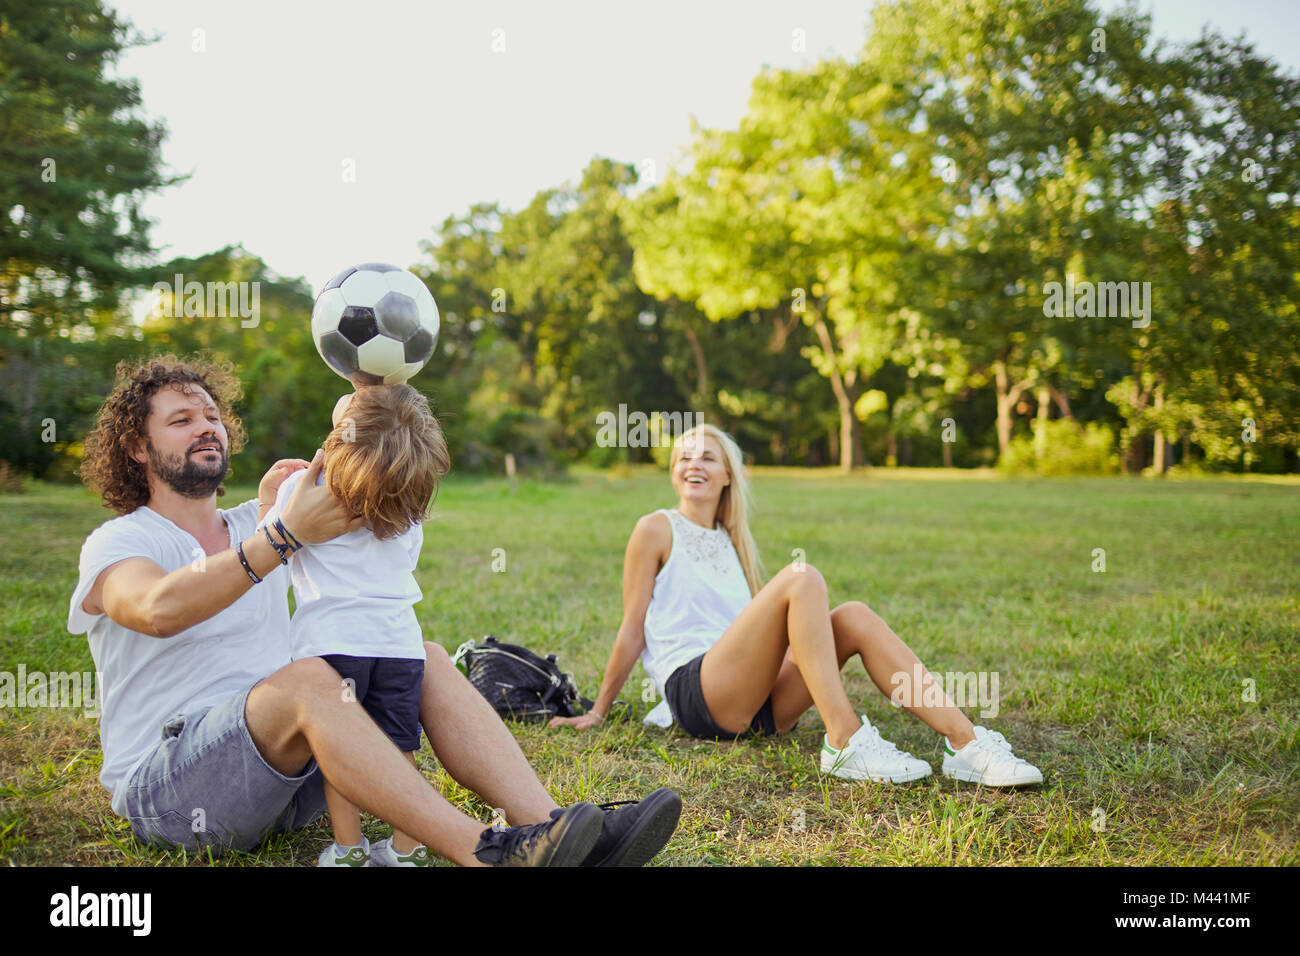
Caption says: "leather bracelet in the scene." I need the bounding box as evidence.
[236,541,262,584]
[274,518,304,553]
[264,524,292,564]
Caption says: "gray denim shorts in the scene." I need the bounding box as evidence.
[122,682,327,854]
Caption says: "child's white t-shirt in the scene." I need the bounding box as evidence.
[260,469,425,661]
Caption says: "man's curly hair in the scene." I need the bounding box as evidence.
[80,355,247,514]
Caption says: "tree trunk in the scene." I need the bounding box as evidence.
[837,391,863,471]
[993,360,1034,461]
[1152,386,1167,474]
[681,321,709,411]
[1034,384,1051,463]
[1125,437,1146,473]
[942,438,953,468]
[994,363,1014,457]
[1119,378,1153,475]
[813,315,865,472]
[1049,385,1074,420]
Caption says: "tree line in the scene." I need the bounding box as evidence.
[2,0,1297,487]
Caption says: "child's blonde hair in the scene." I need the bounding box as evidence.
[322,384,449,540]
[669,423,764,596]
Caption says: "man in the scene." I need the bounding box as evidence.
[68,354,680,866]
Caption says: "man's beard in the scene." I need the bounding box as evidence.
[146,439,229,499]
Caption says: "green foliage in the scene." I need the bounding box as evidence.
[999,419,1119,476]
[628,55,950,469]
[418,159,837,471]
[2,0,1297,481]
[0,0,177,328]
[0,329,142,480]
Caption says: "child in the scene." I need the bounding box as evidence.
[260,383,449,866]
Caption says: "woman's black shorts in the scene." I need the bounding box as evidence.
[663,652,785,740]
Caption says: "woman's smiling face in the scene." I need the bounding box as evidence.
[672,433,731,504]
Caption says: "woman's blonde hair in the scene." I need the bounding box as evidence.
[322,384,450,540]
[669,423,764,596]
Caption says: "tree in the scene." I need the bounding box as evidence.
[865,0,1170,463]
[0,0,176,332]
[1108,34,1300,472]
[630,58,949,471]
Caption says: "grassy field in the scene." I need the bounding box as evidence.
[1,466,1297,866]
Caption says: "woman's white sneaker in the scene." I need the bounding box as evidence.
[820,716,933,783]
[942,726,1043,786]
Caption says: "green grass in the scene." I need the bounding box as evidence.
[1,466,1297,866]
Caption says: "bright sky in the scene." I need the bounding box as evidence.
[109,0,1300,295]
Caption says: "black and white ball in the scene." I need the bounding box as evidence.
[311,262,440,386]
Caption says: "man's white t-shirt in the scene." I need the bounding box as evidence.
[67,498,293,816]
[259,469,425,662]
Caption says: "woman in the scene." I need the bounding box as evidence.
[551,424,1041,786]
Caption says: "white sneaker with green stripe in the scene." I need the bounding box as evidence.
[317,837,370,867]
[370,836,432,867]
[820,716,932,783]
[942,726,1043,786]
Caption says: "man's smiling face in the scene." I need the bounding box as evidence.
[134,383,230,499]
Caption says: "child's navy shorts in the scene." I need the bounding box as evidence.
[321,654,425,752]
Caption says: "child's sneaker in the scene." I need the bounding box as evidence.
[317,837,370,867]
[370,836,432,867]
[473,802,602,867]
[820,715,933,783]
[942,725,1043,787]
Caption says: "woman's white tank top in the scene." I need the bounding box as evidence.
[639,508,753,696]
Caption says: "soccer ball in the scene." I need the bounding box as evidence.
[311,262,440,386]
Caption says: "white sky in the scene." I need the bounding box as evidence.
[108,0,1300,295]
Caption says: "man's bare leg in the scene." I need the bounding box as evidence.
[418,642,561,826]
[244,656,486,866]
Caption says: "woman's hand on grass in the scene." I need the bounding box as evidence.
[549,712,603,730]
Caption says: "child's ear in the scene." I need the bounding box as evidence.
[331,392,353,427]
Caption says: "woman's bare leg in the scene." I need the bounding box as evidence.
[699,564,860,748]
[768,601,976,747]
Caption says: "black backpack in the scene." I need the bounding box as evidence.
[451,636,593,723]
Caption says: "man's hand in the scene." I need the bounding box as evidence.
[549,712,603,731]
[258,458,311,513]
[279,449,365,544]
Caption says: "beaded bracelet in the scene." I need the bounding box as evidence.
[236,541,262,584]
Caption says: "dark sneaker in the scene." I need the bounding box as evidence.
[473,801,603,867]
[560,787,682,867]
